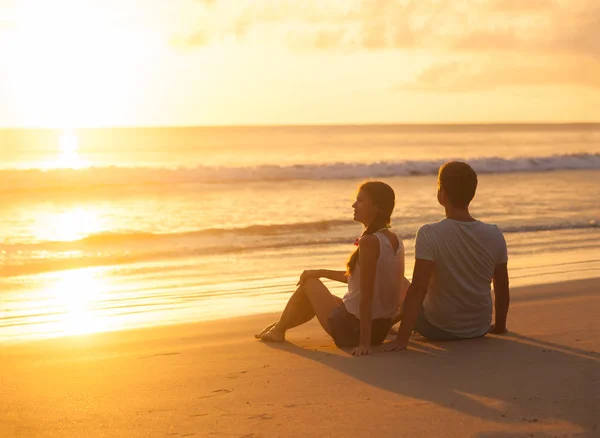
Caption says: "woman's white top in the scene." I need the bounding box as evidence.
[343,231,405,319]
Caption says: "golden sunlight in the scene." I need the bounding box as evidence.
[37,207,102,242]
[59,131,78,154]
[10,1,157,127]
[55,130,87,169]
[52,268,106,336]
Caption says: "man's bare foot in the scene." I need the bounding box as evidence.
[260,326,286,343]
[255,321,278,339]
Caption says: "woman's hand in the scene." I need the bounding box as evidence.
[296,270,321,286]
[381,339,408,352]
[351,344,371,356]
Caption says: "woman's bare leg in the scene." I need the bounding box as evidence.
[261,278,341,342]
[259,286,315,342]
[255,286,314,339]
[301,278,342,334]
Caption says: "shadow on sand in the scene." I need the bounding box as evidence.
[267,332,599,438]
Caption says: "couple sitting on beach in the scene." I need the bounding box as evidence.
[256,161,510,356]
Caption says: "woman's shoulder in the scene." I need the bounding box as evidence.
[358,234,379,248]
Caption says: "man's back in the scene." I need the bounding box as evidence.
[415,219,508,338]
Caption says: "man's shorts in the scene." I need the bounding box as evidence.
[414,312,464,341]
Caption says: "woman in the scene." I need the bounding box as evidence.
[255,181,407,356]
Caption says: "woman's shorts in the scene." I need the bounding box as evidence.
[328,304,392,348]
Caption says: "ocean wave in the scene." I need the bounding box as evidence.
[2,219,597,254]
[3,153,599,191]
[2,219,356,250]
[500,221,598,234]
[2,219,598,278]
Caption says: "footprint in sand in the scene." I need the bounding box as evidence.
[198,389,234,399]
[139,352,181,359]
[248,413,273,420]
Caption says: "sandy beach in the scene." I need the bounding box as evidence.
[2,0,599,435]
[1,278,598,437]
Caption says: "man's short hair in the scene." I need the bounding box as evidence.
[438,161,478,208]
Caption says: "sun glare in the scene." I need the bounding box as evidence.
[37,207,102,242]
[60,131,78,154]
[52,268,106,336]
[55,130,87,169]
[8,1,159,127]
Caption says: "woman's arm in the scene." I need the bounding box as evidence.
[297,269,348,285]
[319,270,348,284]
[353,235,380,356]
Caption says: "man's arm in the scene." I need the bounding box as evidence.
[382,258,435,351]
[490,262,509,333]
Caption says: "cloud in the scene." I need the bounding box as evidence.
[551,1,600,59]
[170,0,599,90]
[488,0,556,13]
[174,0,427,50]
[173,0,598,59]
[172,30,210,48]
[396,56,600,91]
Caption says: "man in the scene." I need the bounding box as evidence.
[384,161,509,352]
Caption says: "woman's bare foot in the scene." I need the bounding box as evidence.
[260,326,286,343]
[255,321,278,339]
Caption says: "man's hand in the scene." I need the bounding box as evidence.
[351,344,371,356]
[488,324,508,334]
[380,340,408,352]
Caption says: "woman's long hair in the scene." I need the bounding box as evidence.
[346,181,395,275]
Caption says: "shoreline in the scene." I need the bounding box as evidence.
[2,277,599,350]
[3,220,599,342]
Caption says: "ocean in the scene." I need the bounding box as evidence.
[1,124,599,341]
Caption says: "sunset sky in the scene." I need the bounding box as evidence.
[0,0,598,127]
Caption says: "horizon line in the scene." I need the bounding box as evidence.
[1,121,599,130]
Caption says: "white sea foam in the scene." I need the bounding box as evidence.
[3,153,599,191]
[2,219,598,278]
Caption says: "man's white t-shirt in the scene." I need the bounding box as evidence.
[415,219,508,338]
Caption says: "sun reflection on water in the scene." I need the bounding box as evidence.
[36,207,102,242]
[50,268,107,336]
[46,130,89,169]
